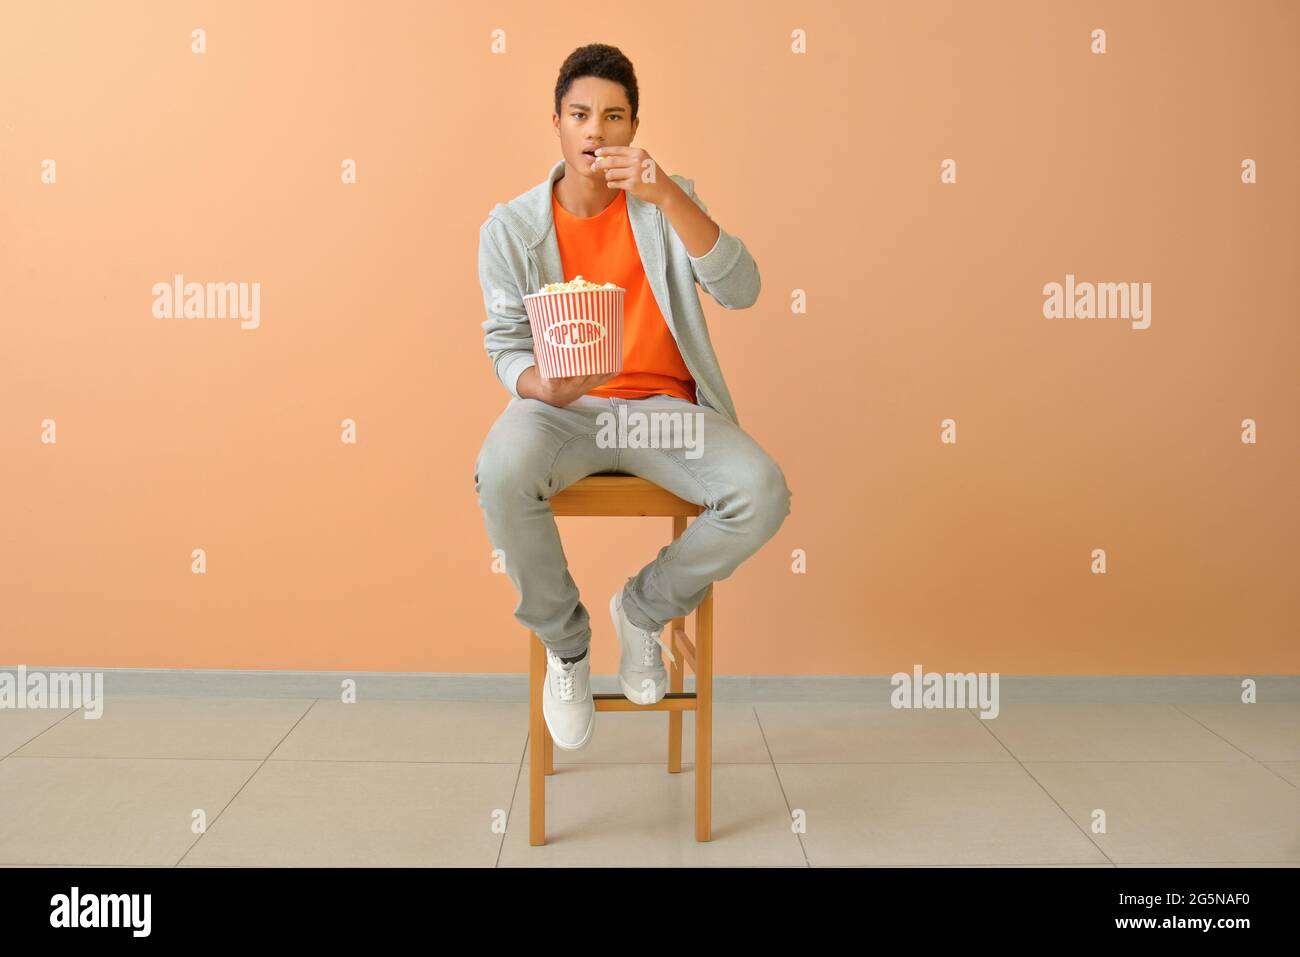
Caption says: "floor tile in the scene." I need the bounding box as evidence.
[756,702,1015,763]
[0,708,79,756]
[10,696,315,760]
[1265,762,1300,787]
[498,763,805,866]
[978,703,1253,762]
[179,760,516,867]
[4,693,1292,867]
[1175,704,1300,762]
[1114,862,1300,867]
[270,699,527,763]
[1025,760,1300,864]
[0,756,260,865]
[779,762,1108,866]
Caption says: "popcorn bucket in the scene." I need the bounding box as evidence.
[523,287,624,378]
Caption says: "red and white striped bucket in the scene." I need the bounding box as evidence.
[523,288,624,379]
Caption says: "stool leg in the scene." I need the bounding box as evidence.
[529,631,547,846]
[668,515,687,774]
[694,584,713,842]
[544,716,554,775]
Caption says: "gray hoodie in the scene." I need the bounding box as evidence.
[477,158,761,427]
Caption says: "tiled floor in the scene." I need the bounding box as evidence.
[0,697,1296,867]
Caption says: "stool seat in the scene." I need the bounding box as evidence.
[529,474,715,844]
[548,474,703,517]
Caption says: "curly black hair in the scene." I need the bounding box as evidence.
[553,43,639,122]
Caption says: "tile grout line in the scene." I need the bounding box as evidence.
[1,708,84,763]
[497,729,530,867]
[1169,703,1300,791]
[172,698,322,868]
[752,704,811,867]
[965,707,1117,866]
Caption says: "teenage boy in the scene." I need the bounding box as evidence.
[475,43,791,750]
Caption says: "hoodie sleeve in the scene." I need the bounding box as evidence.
[478,218,537,400]
[679,178,762,310]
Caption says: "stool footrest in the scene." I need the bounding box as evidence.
[592,692,697,713]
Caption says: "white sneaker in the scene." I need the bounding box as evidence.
[610,589,677,705]
[541,647,594,750]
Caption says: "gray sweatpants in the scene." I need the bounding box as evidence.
[473,393,792,658]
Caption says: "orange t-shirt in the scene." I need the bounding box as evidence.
[551,186,697,403]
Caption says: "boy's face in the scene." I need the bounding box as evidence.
[554,75,638,179]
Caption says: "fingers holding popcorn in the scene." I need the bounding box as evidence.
[594,146,666,202]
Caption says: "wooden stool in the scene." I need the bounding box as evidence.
[528,474,714,845]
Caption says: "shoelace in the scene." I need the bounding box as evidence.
[552,655,579,701]
[639,627,677,668]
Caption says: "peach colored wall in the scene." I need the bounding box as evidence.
[2,1,1296,676]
